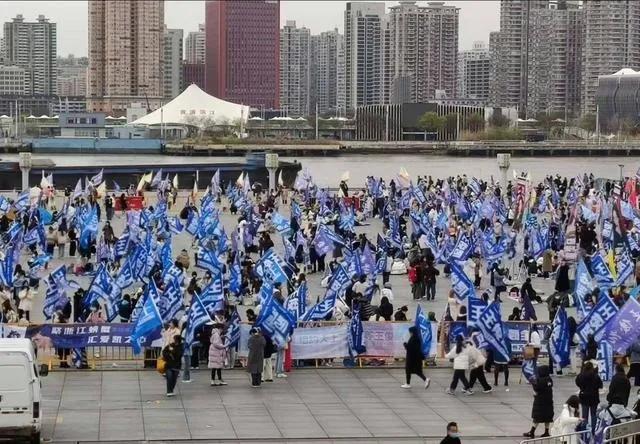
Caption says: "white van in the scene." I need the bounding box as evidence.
[0,339,48,443]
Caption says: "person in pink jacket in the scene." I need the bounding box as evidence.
[208,324,227,386]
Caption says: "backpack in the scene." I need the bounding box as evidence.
[408,266,418,284]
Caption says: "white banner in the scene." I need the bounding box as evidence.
[363,322,437,358]
[234,322,437,360]
[291,325,349,360]
[0,325,27,338]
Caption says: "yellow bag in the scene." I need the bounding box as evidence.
[156,357,166,374]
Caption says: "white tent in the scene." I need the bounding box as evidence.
[132,84,250,126]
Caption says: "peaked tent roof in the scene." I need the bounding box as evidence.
[132,84,250,126]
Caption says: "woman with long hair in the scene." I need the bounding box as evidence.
[401,326,430,389]
[575,361,602,433]
[445,335,473,395]
[550,395,581,442]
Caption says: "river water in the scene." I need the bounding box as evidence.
[3,153,639,187]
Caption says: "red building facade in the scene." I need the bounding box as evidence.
[205,0,280,109]
[182,63,205,91]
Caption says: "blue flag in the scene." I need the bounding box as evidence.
[450,261,474,302]
[574,259,593,321]
[226,309,241,348]
[84,263,114,309]
[591,253,615,291]
[255,249,288,284]
[549,306,571,371]
[360,244,376,276]
[522,359,537,383]
[467,294,487,328]
[255,293,295,348]
[348,304,366,356]
[185,293,213,347]
[596,342,614,382]
[615,249,634,287]
[130,289,163,354]
[415,305,433,358]
[602,296,640,354]
[200,277,225,315]
[301,266,349,322]
[477,302,510,363]
[449,232,475,262]
[196,246,222,275]
[157,279,183,322]
[576,292,618,345]
[271,212,291,235]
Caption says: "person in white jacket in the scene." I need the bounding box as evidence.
[550,395,582,443]
[445,335,473,395]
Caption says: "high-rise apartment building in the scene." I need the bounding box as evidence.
[0,65,25,95]
[527,4,583,117]
[57,55,88,97]
[182,62,205,91]
[164,27,183,100]
[205,0,280,109]
[386,1,459,104]
[87,0,164,115]
[344,2,385,110]
[0,37,5,64]
[582,1,640,115]
[3,14,57,95]
[280,21,311,117]
[185,24,205,64]
[489,0,550,115]
[311,29,342,115]
[457,41,490,101]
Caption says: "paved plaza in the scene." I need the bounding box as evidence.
[43,368,584,443]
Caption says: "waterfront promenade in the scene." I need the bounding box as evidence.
[43,368,579,443]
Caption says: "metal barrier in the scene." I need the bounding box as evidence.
[604,419,640,443]
[520,429,591,444]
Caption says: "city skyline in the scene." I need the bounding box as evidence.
[0,0,499,57]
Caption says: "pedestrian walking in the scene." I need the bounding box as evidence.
[401,326,430,389]
[445,335,473,395]
[523,365,554,438]
[162,335,183,397]
[208,323,227,386]
[247,328,266,387]
[467,341,492,393]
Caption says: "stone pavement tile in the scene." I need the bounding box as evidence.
[59,397,101,410]
[314,415,373,438]
[98,409,145,441]
[305,403,352,416]
[53,409,100,441]
[184,408,237,439]
[142,408,190,440]
[230,417,282,439]
[141,395,187,409]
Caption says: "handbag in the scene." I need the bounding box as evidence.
[156,357,166,374]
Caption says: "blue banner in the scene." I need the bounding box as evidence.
[596,342,613,382]
[574,259,593,321]
[256,293,295,348]
[467,295,487,328]
[348,304,366,356]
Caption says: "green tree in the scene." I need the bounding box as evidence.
[466,113,485,132]
[417,112,446,133]
[488,112,509,128]
[579,113,597,132]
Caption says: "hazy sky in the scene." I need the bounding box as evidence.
[0,0,500,57]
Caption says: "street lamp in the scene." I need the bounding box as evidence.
[619,164,624,182]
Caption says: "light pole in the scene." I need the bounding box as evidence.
[619,164,624,182]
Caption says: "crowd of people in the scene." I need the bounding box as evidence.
[0,167,639,443]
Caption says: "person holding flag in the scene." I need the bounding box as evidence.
[207,323,228,386]
[401,326,430,390]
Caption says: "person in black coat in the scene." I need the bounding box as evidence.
[575,361,603,433]
[401,326,430,389]
[607,364,631,407]
[440,421,461,444]
[523,365,554,438]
